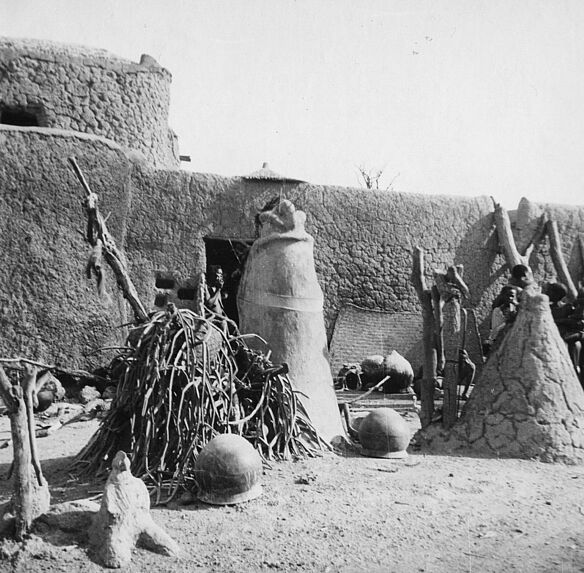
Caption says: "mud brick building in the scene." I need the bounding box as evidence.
[1,37,583,371]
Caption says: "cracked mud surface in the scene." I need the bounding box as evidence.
[422,291,584,463]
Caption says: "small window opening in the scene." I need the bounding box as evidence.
[0,104,46,127]
[154,293,168,307]
[177,287,196,300]
[155,275,175,289]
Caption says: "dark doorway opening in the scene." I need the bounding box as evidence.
[204,237,254,325]
[0,104,46,127]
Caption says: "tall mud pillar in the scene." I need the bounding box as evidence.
[237,200,344,442]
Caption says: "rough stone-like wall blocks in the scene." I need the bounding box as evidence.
[0,37,179,168]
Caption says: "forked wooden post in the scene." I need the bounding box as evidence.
[493,202,528,269]
[494,201,577,301]
[435,270,466,429]
[0,364,50,540]
[411,248,436,428]
[68,156,149,323]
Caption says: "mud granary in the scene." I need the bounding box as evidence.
[1,37,584,372]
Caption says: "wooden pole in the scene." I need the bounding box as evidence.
[0,366,31,540]
[493,202,528,269]
[431,285,444,373]
[68,157,149,323]
[441,294,462,429]
[578,235,584,273]
[434,267,470,428]
[0,358,107,387]
[412,248,436,428]
[22,365,45,486]
[0,365,50,540]
[546,219,578,302]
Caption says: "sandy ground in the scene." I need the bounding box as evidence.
[1,408,584,573]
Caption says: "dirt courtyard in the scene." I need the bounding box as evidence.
[1,411,584,573]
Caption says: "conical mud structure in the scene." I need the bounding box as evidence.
[237,199,344,443]
[420,288,584,463]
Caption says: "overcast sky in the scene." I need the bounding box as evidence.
[2,0,584,208]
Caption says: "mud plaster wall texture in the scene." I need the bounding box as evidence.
[0,38,179,169]
[130,174,505,340]
[128,175,584,354]
[3,129,584,371]
[0,127,135,369]
[530,205,584,288]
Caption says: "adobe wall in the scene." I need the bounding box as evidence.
[122,167,584,357]
[0,126,134,369]
[531,204,584,285]
[127,170,503,337]
[0,38,179,168]
[2,126,584,371]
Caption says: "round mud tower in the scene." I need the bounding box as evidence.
[237,200,344,442]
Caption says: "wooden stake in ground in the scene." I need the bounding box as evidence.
[411,248,437,428]
[0,364,50,540]
[435,267,469,429]
[90,451,180,568]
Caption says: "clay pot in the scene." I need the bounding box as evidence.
[358,408,411,459]
[194,434,263,505]
[35,389,55,412]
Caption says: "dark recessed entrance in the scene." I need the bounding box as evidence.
[204,237,254,325]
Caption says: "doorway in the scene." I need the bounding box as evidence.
[203,237,254,325]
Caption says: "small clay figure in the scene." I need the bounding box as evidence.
[90,451,180,568]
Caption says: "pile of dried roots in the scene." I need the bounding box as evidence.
[72,305,325,503]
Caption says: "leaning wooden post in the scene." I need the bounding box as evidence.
[493,202,528,269]
[546,219,578,302]
[68,157,149,323]
[411,248,436,428]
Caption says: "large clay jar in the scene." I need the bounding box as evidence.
[194,434,263,505]
[237,199,344,443]
[358,408,411,458]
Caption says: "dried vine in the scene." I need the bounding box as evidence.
[72,305,326,504]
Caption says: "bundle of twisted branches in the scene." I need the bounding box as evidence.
[72,304,325,504]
